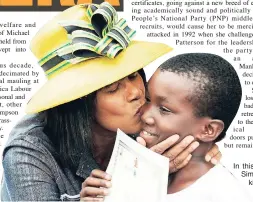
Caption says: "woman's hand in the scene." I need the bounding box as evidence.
[142,135,199,173]
[80,169,112,201]
[205,144,222,165]
[137,135,221,173]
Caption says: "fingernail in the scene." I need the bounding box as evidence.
[211,158,218,165]
[105,174,111,180]
[106,181,112,188]
[103,189,110,195]
[171,134,180,141]
[185,136,194,144]
[191,142,200,150]
[205,155,211,162]
[187,154,192,161]
[97,198,104,202]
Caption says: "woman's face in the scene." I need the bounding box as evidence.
[95,72,146,134]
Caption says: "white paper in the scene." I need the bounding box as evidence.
[104,129,169,202]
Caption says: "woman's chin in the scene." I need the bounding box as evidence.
[120,125,142,135]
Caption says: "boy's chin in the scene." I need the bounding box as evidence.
[139,131,160,148]
[147,141,158,149]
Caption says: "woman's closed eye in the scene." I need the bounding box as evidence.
[104,83,120,94]
[108,84,119,93]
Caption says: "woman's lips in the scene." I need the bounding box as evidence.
[135,106,143,116]
[134,101,145,116]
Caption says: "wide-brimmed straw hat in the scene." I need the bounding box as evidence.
[26,2,172,113]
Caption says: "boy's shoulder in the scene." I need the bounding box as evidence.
[165,164,252,202]
[191,163,245,192]
[204,163,235,181]
[204,164,251,201]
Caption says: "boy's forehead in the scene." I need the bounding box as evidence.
[150,69,190,87]
[149,69,195,101]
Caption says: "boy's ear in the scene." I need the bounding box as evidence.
[196,120,224,142]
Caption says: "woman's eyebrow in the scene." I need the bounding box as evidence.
[103,82,118,89]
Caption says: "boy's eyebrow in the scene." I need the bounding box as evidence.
[157,96,169,103]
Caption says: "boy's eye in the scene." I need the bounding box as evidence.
[160,106,171,114]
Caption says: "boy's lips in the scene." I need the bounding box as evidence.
[141,130,158,137]
[140,130,159,143]
[140,130,160,147]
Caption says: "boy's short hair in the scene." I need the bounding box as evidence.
[159,53,242,142]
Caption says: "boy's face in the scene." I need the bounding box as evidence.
[140,69,206,148]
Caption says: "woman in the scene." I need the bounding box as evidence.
[1,3,220,201]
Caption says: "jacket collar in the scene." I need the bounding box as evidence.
[75,146,99,179]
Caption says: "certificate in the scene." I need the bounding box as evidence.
[104,129,169,202]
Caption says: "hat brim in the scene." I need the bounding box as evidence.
[26,41,172,113]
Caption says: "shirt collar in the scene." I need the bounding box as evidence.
[75,146,99,179]
[75,134,139,178]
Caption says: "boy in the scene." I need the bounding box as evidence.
[140,53,251,201]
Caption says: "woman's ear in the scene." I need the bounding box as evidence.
[197,120,224,142]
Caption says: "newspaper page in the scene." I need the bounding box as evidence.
[0,0,253,201]
[104,129,169,202]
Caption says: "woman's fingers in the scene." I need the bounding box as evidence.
[161,136,195,161]
[141,135,199,173]
[205,144,222,164]
[210,151,222,165]
[83,176,112,188]
[150,134,180,154]
[81,197,104,202]
[80,187,109,197]
[170,154,192,173]
[80,169,112,199]
[90,169,112,181]
[168,141,199,173]
[136,136,147,147]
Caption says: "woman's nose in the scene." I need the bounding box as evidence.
[141,104,155,125]
[126,82,142,102]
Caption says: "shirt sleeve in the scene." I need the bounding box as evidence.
[2,145,60,201]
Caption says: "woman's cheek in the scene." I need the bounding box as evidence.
[137,80,145,97]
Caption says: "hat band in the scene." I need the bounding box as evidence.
[38,2,136,78]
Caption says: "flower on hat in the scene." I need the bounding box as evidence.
[39,2,136,77]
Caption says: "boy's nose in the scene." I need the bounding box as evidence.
[144,117,155,125]
[141,105,155,126]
